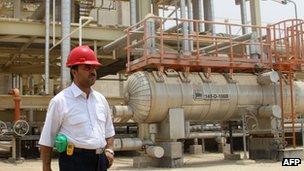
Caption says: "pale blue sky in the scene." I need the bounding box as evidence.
[214,0,304,25]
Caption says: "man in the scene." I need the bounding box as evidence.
[39,45,115,171]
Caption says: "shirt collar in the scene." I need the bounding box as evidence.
[70,82,94,98]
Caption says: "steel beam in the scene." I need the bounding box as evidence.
[0,18,125,41]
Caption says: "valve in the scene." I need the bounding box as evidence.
[13,120,29,136]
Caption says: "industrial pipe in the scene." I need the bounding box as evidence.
[130,0,137,25]
[45,0,50,95]
[180,0,190,54]
[61,0,71,89]
[79,16,94,46]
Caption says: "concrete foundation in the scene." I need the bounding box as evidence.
[133,156,158,168]
[249,137,283,160]
[189,145,202,154]
[158,157,184,168]
[278,148,304,161]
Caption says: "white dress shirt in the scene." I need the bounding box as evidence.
[39,82,115,149]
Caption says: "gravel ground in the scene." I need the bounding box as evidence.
[0,152,303,171]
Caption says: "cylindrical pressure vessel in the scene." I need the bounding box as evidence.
[118,71,304,123]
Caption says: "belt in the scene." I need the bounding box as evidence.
[73,147,104,154]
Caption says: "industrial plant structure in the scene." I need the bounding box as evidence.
[0,0,304,168]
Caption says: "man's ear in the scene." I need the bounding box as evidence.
[72,69,77,78]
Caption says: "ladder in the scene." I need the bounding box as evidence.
[279,70,296,148]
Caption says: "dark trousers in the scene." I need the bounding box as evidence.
[59,150,108,171]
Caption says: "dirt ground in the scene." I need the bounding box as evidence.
[0,152,303,171]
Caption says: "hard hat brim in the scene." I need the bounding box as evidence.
[66,61,102,67]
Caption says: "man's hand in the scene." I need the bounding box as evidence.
[105,150,114,167]
[105,137,114,168]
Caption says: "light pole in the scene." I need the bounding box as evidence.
[284,0,298,19]
[263,0,298,19]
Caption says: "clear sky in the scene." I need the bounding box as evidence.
[214,0,304,25]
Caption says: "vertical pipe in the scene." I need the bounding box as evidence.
[53,0,56,46]
[187,0,194,51]
[180,0,190,53]
[79,17,82,46]
[61,0,71,89]
[13,0,21,18]
[29,75,34,123]
[242,114,248,159]
[117,1,123,25]
[240,0,248,35]
[249,0,261,32]
[228,122,234,154]
[94,40,98,56]
[203,0,215,35]
[130,0,137,25]
[240,0,249,57]
[198,0,203,32]
[45,0,50,95]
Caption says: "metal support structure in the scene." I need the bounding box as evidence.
[45,0,50,95]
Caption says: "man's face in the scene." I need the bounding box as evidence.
[73,64,97,87]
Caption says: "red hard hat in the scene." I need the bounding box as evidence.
[66,45,101,67]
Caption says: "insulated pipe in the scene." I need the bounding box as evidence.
[45,0,50,95]
[187,0,194,51]
[199,33,253,53]
[79,16,94,46]
[240,0,248,35]
[193,0,204,32]
[180,0,190,54]
[257,71,279,85]
[146,146,164,158]
[100,14,158,55]
[53,0,56,46]
[130,0,137,25]
[11,89,21,122]
[185,132,245,139]
[113,106,133,118]
[203,0,215,34]
[258,105,281,118]
[61,0,71,89]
